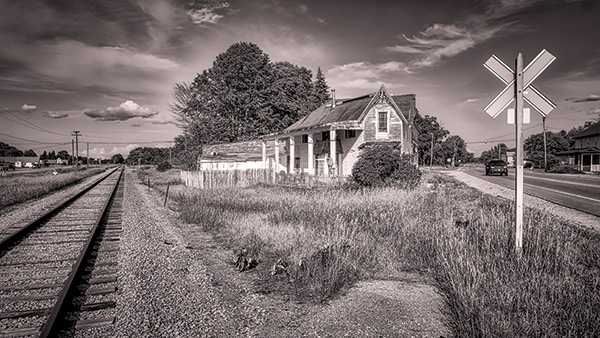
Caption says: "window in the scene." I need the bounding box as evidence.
[295,157,301,169]
[378,112,388,133]
[345,130,356,138]
[301,134,308,143]
[322,131,330,141]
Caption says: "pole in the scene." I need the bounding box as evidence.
[429,133,434,170]
[515,53,524,257]
[71,131,80,167]
[164,183,170,206]
[169,141,172,166]
[543,116,548,171]
[86,142,89,169]
[498,145,501,159]
[71,139,74,166]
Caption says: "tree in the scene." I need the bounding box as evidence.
[23,149,37,157]
[413,114,449,166]
[170,42,330,168]
[440,135,471,166]
[313,67,330,107]
[524,131,569,169]
[57,150,69,160]
[0,142,23,156]
[351,143,421,189]
[111,154,124,164]
[40,151,48,161]
[126,147,170,165]
[479,143,507,163]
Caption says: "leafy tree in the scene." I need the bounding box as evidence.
[524,131,569,169]
[40,151,48,161]
[0,142,23,156]
[111,153,124,164]
[57,150,69,160]
[440,135,471,166]
[413,114,449,166]
[23,149,37,157]
[170,42,330,167]
[313,67,330,107]
[126,147,170,165]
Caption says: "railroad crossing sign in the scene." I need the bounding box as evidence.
[484,49,556,118]
[483,50,557,257]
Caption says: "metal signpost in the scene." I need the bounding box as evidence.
[484,49,556,255]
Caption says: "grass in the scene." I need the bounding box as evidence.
[0,167,106,210]
[167,171,600,337]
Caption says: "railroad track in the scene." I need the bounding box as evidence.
[0,167,124,337]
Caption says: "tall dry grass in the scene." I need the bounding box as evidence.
[0,168,105,209]
[173,173,600,336]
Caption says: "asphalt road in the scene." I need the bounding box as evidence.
[459,166,600,217]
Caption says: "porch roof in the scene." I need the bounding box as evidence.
[555,146,600,156]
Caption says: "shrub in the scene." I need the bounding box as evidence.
[350,143,421,189]
[547,165,583,174]
[157,161,172,172]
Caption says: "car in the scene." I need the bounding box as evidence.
[486,159,508,176]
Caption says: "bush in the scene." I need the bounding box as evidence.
[350,143,421,189]
[157,161,172,172]
[547,165,583,174]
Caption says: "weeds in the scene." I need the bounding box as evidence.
[0,168,105,210]
[173,172,600,337]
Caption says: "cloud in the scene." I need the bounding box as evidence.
[21,104,36,112]
[151,119,174,125]
[327,61,408,91]
[84,101,159,121]
[566,94,600,102]
[188,2,231,25]
[131,123,142,127]
[464,98,479,103]
[42,111,69,119]
[383,1,544,70]
[87,144,140,159]
[588,108,600,116]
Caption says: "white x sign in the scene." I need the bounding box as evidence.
[484,49,556,118]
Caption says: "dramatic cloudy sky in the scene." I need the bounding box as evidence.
[0,0,598,158]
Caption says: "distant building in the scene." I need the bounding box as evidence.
[0,156,39,168]
[555,121,600,172]
[199,85,420,176]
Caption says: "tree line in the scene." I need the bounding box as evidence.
[0,142,37,157]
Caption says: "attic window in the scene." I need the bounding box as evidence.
[378,112,388,133]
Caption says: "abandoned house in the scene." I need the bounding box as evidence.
[199,85,420,176]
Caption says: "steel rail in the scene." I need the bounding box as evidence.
[0,167,120,253]
[39,166,123,337]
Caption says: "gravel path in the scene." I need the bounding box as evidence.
[442,170,600,232]
[115,169,449,337]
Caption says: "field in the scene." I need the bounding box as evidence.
[163,171,600,337]
[0,167,106,210]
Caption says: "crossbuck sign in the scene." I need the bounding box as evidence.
[483,50,556,256]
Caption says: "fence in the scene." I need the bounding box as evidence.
[180,169,345,189]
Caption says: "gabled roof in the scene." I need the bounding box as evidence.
[555,146,600,156]
[282,85,416,134]
[573,121,600,139]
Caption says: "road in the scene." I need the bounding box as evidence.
[459,166,600,217]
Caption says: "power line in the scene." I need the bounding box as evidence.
[0,107,67,137]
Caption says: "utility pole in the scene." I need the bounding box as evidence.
[429,133,434,171]
[71,139,74,166]
[543,116,548,171]
[169,141,172,165]
[86,142,89,169]
[71,131,81,167]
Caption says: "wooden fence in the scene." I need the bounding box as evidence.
[180,169,344,189]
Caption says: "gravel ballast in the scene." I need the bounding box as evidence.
[115,169,449,337]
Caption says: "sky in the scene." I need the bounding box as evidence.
[0,0,599,159]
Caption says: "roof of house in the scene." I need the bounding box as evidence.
[201,139,285,161]
[283,87,417,133]
[573,121,600,139]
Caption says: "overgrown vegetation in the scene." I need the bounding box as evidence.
[173,173,600,337]
[350,143,421,189]
[0,168,105,209]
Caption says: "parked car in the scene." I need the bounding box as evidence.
[1,162,15,171]
[486,159,508,176]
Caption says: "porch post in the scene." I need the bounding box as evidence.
[330,129,337,176]
[307,133,314,175]
[262,139,267,169]
[289,136,295,173]
[274,138,280,173]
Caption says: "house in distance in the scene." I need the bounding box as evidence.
[556,121,600,172]
[199,85,421,176]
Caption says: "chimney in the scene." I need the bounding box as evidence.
[331,89,336,108]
